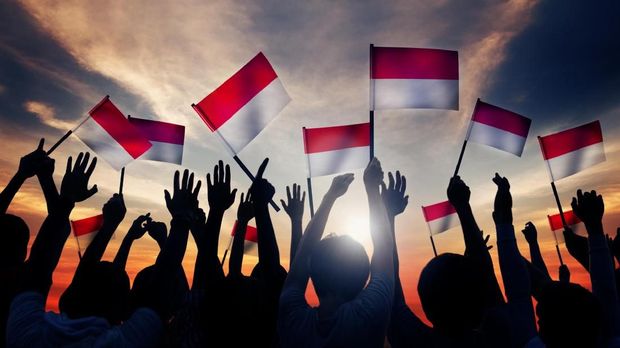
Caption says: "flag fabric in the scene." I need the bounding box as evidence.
[370,46,459,110]
[74,96,152,170]
[303,123,370,177]
[422,200,459,235]
[467,100,531,156]
[128,117,185,165]
[71,214,104,251]
[548,210,584,243]
[231,220,258,253]
[192,52,291,154]
[538,121,605,181]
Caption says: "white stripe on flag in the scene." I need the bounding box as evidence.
[468,122,528,156]
[74,117,135,170]
[307,146,369,177]
[139,141,183,165]
[372,79,458,110]
[427,214,459,235]
[217,78,290,154]
[546,142,605,181]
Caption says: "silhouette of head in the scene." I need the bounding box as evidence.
[60,261,130,325]
[418,253,487,336]
[537,281,601,348]
[129,265,189,314]
[0,214,29,266]
[309,235,369,302]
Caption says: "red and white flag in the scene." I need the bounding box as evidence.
[303,123,370,177]
[538,121,605,181]
[422,200,459,235]
[548,210,584,243]
[231,220,258,253]
[71,214,104,252]
[128,117,185,165]
[371,46,459,110]
[192,52,291,154]
[467,100,531,156]
[73,96,152,170]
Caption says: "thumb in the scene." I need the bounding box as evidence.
[86,185,98,199]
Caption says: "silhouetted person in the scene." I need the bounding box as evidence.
[279,158,394,348]
[280,183,306,265]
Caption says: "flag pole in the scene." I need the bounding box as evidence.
[429,235,438,257]
[119,167,125,195]
[232,155,280,211]
[453,98,478,177]
[306,177,315,217]
[369,43,375,160]
[423,214,438,257]
[221,235,234,266]
[46,115,90,155]
[302,127,315,217]
[540,135,566,266]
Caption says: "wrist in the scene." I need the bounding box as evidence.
[585,220,604,235]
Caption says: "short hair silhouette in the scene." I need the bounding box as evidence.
[129,265,189,314]
[0,214,29,265]
[59,261,130,325]
[309,235,370,301]
[418,253,487,335]
[537,281,601,348]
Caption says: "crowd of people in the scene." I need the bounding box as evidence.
[1,139,619,347]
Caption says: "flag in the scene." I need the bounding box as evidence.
[128,117,185,165]
[422,200,459,235]
[538,121,605,181]
[74,96,152,170]
[71,214,104,252]
[303,123,370,177]
[370,46,458,110]
[548,210,584,243]
[192,52,291,154]
[231,220,258,253]
[467,100,531,156]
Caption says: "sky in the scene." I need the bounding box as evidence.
[1,0,619,321]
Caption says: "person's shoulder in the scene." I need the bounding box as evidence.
[11,291,44,308]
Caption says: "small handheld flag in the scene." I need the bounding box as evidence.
[128,116,185,165]
[422,200,459,256]
[71,214,104,257]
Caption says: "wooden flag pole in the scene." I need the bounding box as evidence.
[306,177,315,217]
[539,135,566,266]
[424,215,438,257]
[47,130,72,155]
[302,127,315,217]
[119,167,125,195]
[369,43,375,160]
[429,235,438,257]
[453,98,479,177]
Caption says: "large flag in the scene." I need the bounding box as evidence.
[538,121,605,181]
[74,96,152,170]
[303,123,370,177]
[370,46,459,110]
[71,214,104,252]
[128,117,185,165]
[467,100,531,156]
[548,210,584,243]
[422,200,459,235]
[192,52,291,154]
[231,220,258,253]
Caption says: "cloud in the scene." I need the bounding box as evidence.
[24,100,74,130]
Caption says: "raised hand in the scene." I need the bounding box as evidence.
[147,220,168,249]
[447,175,471,210]
[381,171,408,217]
[522,222,538,244]
[102,194,127,226]
[327,173,355,200]
[60,152,97,204]
[281,184,305,222]
[249,158,275,206]
[165,169,201,220]
[363,157,383,190]
[571,189,604,233]
[207,160,237,213]
[127,213,152,240]
[237,191,254,224]
[492,173,512,225]
[17,138,50,179]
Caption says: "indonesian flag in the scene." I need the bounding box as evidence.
[128,117,185,165]
[303,123,370,177]
[538,121,605,181]
[73,96,152,170]
[370,46,459,110]
[467,100,531,156]
[71,214,104,252]
[548,210,584,243]
[192,52,291,154]
[231,220,258,253]
[422,200,459,235]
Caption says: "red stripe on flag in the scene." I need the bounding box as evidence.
[231,221,258,243]
[129,117,185,145]
[71,214,104,237]
[547,210,581,231]
[371,47,458,80]
[194,52,278,131]
[303,123,370,154]
[539,121,603,160]
[472,100,531,137]
[422,201,457,222]
[88,97,152,158]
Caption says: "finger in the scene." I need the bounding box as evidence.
[173,170,180,193]
[80,152,90,172]
[206,173,212,189]
[286,185,292,201]
[188,172,194,191]
[301,191,306,204]
[225,163,231,184]
[85,157,97,177]
[218,160,224,183]
[75,153,84,172]
[230,188,238,202]
[401,175,407,194]
[484,235,490,243]
[37,138,45,151]
[241,192,245,203]
[577,189,583,202]
[381,182,387,194]
[164,189,172,206]
[86,185,98,199]
[182,169,189,191]
[192,180,202,200]
[404,195,409,206]
[280,199,288,211]
[256,158,269,179]
[388,172,395,190]
[66,156,73,175]
[396,171,401,191]
[213,164,219,184]
[246,191,252,203]
[296,184,301,199]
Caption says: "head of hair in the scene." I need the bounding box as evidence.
[537,281,601,348]
[59,261,130,325]
[0,214,29,266]
[309,235,370,302]
[129,265,189,315]
[418,253,487,336]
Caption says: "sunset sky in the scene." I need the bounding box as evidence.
[1,0,619,322]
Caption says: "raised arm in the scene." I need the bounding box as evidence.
[229,191,254,278]
[113,213,151,270]
[563,227,590,271]
[572,189,620,336]
[522,222,551,280]
[284,173,354,290]
[23,152,97,297]
[280,183,305,265]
